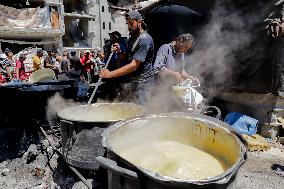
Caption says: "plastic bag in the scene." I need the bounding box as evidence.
[182,87,203,110]
[77,80,89,97]
[224,112,258,136]
[180,78,203,110]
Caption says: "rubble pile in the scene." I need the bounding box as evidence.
[0,140,78,189]
[242,134,271,152]
[0,5,39,27]
[268,139,284,153]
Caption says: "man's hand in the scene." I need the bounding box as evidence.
[111,43,121,53]
[265,19,284,38]
[100,68,113,78]
[181,70,189,79]
[174,72,183,83]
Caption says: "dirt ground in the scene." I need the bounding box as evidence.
[0,139,284,189]
[237,147,284,189]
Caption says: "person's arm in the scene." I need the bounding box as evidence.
[16,68,20,80]
[101,36,150,78]
[100,59,141,78]
[15,61,20,80]
[160,67,182,83]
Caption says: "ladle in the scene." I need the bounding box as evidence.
[88,52,114,105]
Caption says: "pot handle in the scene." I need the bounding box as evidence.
[96,156,138,180]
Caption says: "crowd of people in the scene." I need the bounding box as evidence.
[0,10,195,106]
[0,47,106,83]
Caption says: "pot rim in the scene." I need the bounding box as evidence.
[57,102,145,123]
[102,113,247,185]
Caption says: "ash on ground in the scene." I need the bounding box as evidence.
[0,137,284,189]
[0,136,101,189]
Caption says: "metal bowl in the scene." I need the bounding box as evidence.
[172,86,186,97]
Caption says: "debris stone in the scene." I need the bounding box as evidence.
[271,164,284,177]
[23,144,40,164]
[72,179,93,189]
[0,161,8,168]
[1,168,11,176]
[34,166,45,178]
[242,134,271,152]
[30,182,47,189]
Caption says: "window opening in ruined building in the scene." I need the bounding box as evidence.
[102,6,104,12]
[109,22,111,30]
[103,22,105,29]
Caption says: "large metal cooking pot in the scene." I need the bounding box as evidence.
[0,84,72,126]
[57,103,144,170]
[98,113,247,189]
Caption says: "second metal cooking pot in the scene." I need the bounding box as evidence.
[99,113,247,189]
[57,103,144,170]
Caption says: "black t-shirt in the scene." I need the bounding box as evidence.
[127,31,155,83]
[61,59,70,73]
[44,56,55,68]
[70,55,83,71]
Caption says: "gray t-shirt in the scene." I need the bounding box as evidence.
[127,31,154,82]
[154,43,184,73]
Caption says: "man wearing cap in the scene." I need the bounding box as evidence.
[107,31,127,71]
[69,50,82,70]
[100,10,155,105]
[32,49,43,71]
[104,31,127,59]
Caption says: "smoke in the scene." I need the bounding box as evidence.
[186,0,270,98]
[46,93,79,126]
[147,0,271,112]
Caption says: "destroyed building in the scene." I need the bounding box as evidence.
[0,0,65,51]
[0,0,128,51]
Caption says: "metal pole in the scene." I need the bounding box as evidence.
[87,51,114,105]
[99,0,103,48]
[39,127,92,189]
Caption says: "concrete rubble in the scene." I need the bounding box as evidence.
[0,139,78,189]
